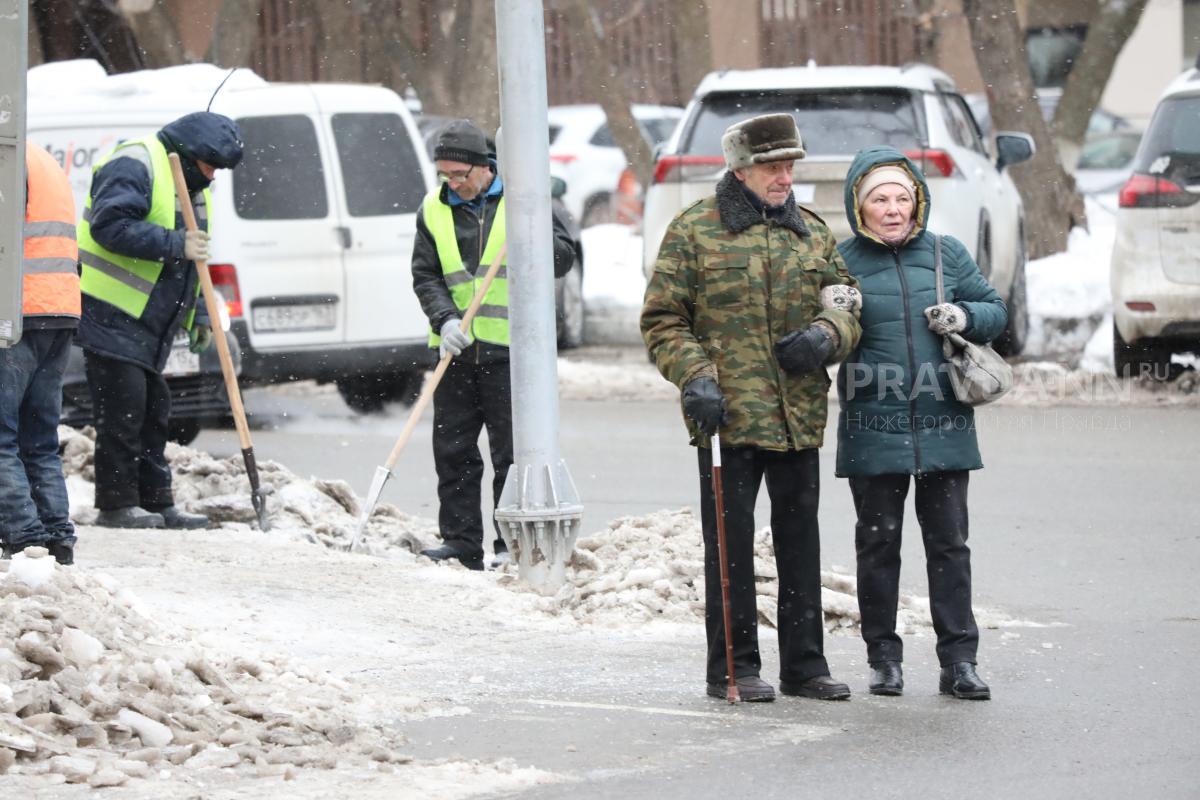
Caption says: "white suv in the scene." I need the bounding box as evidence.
[1110,65,1200,378]
[642,65,1034,354]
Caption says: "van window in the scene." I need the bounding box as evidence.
[234,115,329,220]
[683,89,926,157]
[331,113,426,216]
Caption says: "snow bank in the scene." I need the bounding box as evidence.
[580,225,646,345]
[0,549,405,783]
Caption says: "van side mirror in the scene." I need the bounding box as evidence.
[995,132,1035,171]
[550,175,567,199]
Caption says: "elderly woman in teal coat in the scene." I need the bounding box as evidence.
[835,146,1007,700]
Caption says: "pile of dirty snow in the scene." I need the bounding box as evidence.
[503,509,1002,633]
[0,548,408,785]
[999,362,1200,406]
[60,427,438,557]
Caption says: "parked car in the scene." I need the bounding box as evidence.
[28,61,438,424]
[643,64,1034,354]
[548,104,683,228]
[1110,65,1200,377]
[415,113,587,349]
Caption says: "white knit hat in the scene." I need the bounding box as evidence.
[857,165,916,208]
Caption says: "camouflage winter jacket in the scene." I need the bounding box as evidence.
[641,172,862,450]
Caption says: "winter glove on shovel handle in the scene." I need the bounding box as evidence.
[184,229,210,262]
[775,322,838,374]
[925,303,967,335]
[188,324,212,354]
[439,317,473,359]
[682,376,728,437]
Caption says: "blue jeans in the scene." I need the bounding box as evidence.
[0,328,76,548]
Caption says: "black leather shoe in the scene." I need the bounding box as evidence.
[706,675,775,702]
[95,506,165,529]
[869,661,904,696]
[940,662,991,700]
[151,506,210,530]
[46,540,75,566]
[780,674,852,700]
[420,544,484,571]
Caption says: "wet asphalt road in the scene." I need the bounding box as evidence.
[194,378,1200,799]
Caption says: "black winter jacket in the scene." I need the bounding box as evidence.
[411,174,577,364]
[77,114,241,372]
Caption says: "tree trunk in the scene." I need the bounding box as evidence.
[208,0,263,67]
[31,0,145,72]
[1052,0,1150,169]
[312,0,365,82]
[122,1,186,68]
[666,0,711,107]
[962,0,1083,258]
[450,3,500,134]
[559,0,654,188]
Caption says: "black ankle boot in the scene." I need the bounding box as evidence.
[869,661,903,696]
[939,662,990,700]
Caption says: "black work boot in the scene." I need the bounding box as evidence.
[420,544,484,571]
[46,540,75,566]
[149,506,210,530]
[940,662,991,700]
[707,675,776,702]
[95,506,166,529]
[780,674,852,700]
[869,661,904,696]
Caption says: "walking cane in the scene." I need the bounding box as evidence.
[167,154,270,531]
[349,243,508,552]
[711,429,740,704]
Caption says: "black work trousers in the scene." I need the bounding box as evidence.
[432,358,513,560]
[697,445,830,686]
[84,350,174,511]
[849,470,978,667]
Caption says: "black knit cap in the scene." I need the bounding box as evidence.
[433,119,491,167]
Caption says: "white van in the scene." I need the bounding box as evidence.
[28,61,437,426]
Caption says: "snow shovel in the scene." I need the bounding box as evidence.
[711,431,740,704]
[168,153,271,532]
[349,242,509,552]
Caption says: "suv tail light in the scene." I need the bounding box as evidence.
[1118,173,1186,208]
[653,155,726,184]
[550,153,577,165]
[208,263,243,319]
[904,149,958,178]
[614,167,643,225]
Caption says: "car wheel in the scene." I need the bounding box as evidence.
[993,233,1028,357]
[580,193,614,228]
[337,371,422,414]
[556,261,585,349]
[1113,322,1171,380]
[167,417,202,446]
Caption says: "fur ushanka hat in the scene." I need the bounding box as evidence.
[721,113,806,170]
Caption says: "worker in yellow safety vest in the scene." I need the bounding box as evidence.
[410,119,577,570]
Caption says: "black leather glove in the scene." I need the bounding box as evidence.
[775,323,836,374]
[682,376,727,437]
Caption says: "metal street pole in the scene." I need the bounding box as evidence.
[0,0,27,348]
[493,0,583,590]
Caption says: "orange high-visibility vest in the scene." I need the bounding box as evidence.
[23,142,81,319]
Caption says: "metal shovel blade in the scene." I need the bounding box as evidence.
[241,447,271,531]
[350,465,393,552]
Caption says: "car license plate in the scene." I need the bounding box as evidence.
[793,183,816,203]
[163,334,199,376]
[252,303,337,333]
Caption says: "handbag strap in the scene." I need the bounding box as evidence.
[934,234,945,305]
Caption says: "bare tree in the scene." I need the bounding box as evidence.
[122,0,186,67]
[558,0,654,187]
[1051,0,1150,169]
[32,0,144,72]
[962,0,1083,258]
[208,0,264,67]
[667,0,712,105]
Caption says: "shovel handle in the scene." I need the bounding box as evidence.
[382,243,508,471]
[166,154,253,451]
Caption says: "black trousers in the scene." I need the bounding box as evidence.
[698,446,830,685]
[849,470,978,667]
[84,350,174,511]
[432,358,513,559]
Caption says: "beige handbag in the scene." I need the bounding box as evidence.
[934,235,1013,406]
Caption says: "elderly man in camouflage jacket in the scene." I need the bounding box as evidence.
[641,113,862,703]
